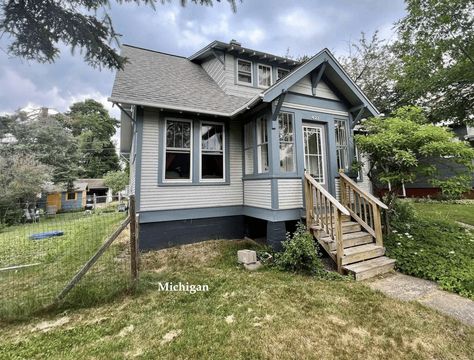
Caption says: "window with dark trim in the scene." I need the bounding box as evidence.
[335,119,349,171]
[256,117,269,173]
[244,121,254,175]
[279,112,295,172]
[165,119,192,180]
[66,192,76,200]
[200,122,224,180]
[237,59,253,85]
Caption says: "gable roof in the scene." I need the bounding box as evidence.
[109,45,250,116]
[260,49,380,117]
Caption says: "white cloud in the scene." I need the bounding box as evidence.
[278,8,327,39]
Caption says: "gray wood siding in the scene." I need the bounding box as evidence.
[222,55,263,98]
[278,179,303,209]
[139,109,243,211]
[201,56,226,89]
[243,180,272,209]
[289,75,340,101]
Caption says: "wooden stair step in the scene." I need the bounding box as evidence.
[343,256,396,280]
[311,221,362,237]
[320,231,373,251]
[319,214,351,222]
[332,243,385,265]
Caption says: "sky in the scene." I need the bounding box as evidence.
[0,0,406,120]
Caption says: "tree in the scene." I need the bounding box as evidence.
[1,110,79,185]
[339,31,400,115]
[104,170,129,194]
[0,0,237,70]
[61,99,120,178]
[355,106,474,205]
[394,0,474,125]
[0,153,51,224]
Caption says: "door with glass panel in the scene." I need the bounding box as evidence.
[303,123,328,190]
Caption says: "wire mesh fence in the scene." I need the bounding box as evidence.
[0,195,133,321]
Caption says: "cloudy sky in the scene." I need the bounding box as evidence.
[0,0,406,119]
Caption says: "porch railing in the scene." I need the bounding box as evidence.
[304,172,350,273]
[339,172,388,247]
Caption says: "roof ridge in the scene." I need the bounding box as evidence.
[122,44,187,59]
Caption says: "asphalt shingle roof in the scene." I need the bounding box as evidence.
[110,45,250,116]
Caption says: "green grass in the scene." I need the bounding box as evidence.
[385,202,474,299]
[412,202,474,226]
[0,211,129,320]
[0,240,472,359]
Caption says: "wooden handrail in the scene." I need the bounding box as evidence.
[339,172,388,210]
[304,173,349,215]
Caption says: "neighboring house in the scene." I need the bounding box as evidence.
[42,179,113,211]
[42,181,88,212]
[110,40,379,252]
[401,124,474,198]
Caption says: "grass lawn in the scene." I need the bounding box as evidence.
[385,201,474,299]
[0,211,129,320]
[1,240,472,359]
[412,201,474,226]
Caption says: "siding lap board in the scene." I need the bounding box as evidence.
[289,75,340,101]
[140,110,243,211]
[243,180,272,209]
[278,179,303,209]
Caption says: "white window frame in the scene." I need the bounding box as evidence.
[279,112,296,173]
[199,120,226,183]
[244,121,254,175]
[163,118,193,183]
[257,63,273,88]
[335,118,349,171]
[236,59,253,86]
[276,67,290,81]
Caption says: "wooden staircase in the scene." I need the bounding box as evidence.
[304,172,395,280]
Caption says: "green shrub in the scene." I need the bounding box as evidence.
[387,198,416,227]
[275,222,323,275]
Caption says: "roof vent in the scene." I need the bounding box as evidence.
[229,39,241,47]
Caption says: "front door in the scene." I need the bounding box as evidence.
[303,123,328,190]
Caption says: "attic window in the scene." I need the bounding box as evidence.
[258,64,272,87]
[237,59,253,84]
[277,68,290,81]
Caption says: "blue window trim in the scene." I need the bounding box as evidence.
[157,114,230,186]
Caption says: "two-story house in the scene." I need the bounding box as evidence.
[110,39,395,279]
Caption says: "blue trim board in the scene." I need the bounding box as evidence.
[139,205,303,224]
[135,106,144,212]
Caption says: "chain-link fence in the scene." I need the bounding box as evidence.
[0,195,135,321]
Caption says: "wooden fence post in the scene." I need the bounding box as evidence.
[129,195,139,287]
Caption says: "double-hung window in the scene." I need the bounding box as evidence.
[276,68,290,81]
[165,119,192,181]
[244,121,254,175]
[279,113,295,172]
[335,119,349,171]
[201,122,224,181]
[237,59,253,85]
[256,117,269,173]
[258,64,272,87]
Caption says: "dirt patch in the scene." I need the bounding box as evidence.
[33,316,70,332]
[160,329,182,345]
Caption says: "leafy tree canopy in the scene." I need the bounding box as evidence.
[394,0,474,125]
[355,106,474,202]
[104,170,129,194]
[60,99,120,178]
[0,0,237,70]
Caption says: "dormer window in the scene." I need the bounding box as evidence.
[237,59,253,85]
[277,68,290,81]
[258,64,272,88]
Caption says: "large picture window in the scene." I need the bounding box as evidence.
[335,119,349,171]
[279,112,295,173]
[165,119,192,180]
[201,122,224,180]
[257,64,272,87]
[256,117,269,173]
[244,121,254,175]
[237,59,253,85]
